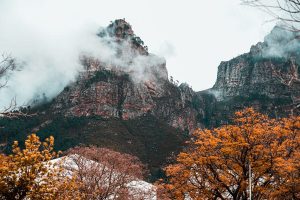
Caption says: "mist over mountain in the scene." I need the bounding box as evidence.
[0,2,166,110]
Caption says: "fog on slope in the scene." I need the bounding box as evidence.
[0,1,165,110]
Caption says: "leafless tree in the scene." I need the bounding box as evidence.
[0,54,35,118]
[0,54,17,116]
[242,0,300,31]
[0,54,15,88]
[64,146,156,200]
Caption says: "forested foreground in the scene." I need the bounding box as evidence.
[0,108,299,200]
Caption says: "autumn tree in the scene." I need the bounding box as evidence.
[163,108,300,200]
[64,146,155,200]
[0,134,80,200]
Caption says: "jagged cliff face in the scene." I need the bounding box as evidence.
[213,27,300,100]
[52,69,201,132]
[211,54,298,103]
[209,26,300,118]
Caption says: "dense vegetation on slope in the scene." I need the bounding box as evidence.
[0,112,187,181]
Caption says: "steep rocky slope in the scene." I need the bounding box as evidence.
[200,26,300,126]
[212,26,300,102]
[50,19,204,133]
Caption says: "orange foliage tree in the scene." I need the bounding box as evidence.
[163,108,300,200]
[0,134,80,200]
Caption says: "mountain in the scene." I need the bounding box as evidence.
[50,19,205,133]
[200,26,300,127]
[212,26,300,101]
[0,20,299,181]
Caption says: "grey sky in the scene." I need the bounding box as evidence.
[0,0,276,108]
[119,0,276,90]
[65,0,276,90]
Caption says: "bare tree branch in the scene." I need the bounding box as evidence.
[64,146,155,200]
[243,0,300,114]
[242,0,300,31]
[0,53,15,89]
[0,53,35,118]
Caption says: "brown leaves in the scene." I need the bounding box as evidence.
[163,108,300,200]
[65,146,152,200]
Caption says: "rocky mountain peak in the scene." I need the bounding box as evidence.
[48,20,204,133]
[106,19,135,39]
[98,19,148,55]
[208,25,300,120]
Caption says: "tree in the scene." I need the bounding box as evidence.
[0,134,79,200]
[64,146,155,200]
[0,54,15,89]
[242,0,300,31]
[0,54,34,118]
[0,54,16,117]
[163,108,300,200]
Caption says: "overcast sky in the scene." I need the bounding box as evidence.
[0,0,276,106]
[67,0,276,91]
[119,0,276,90]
